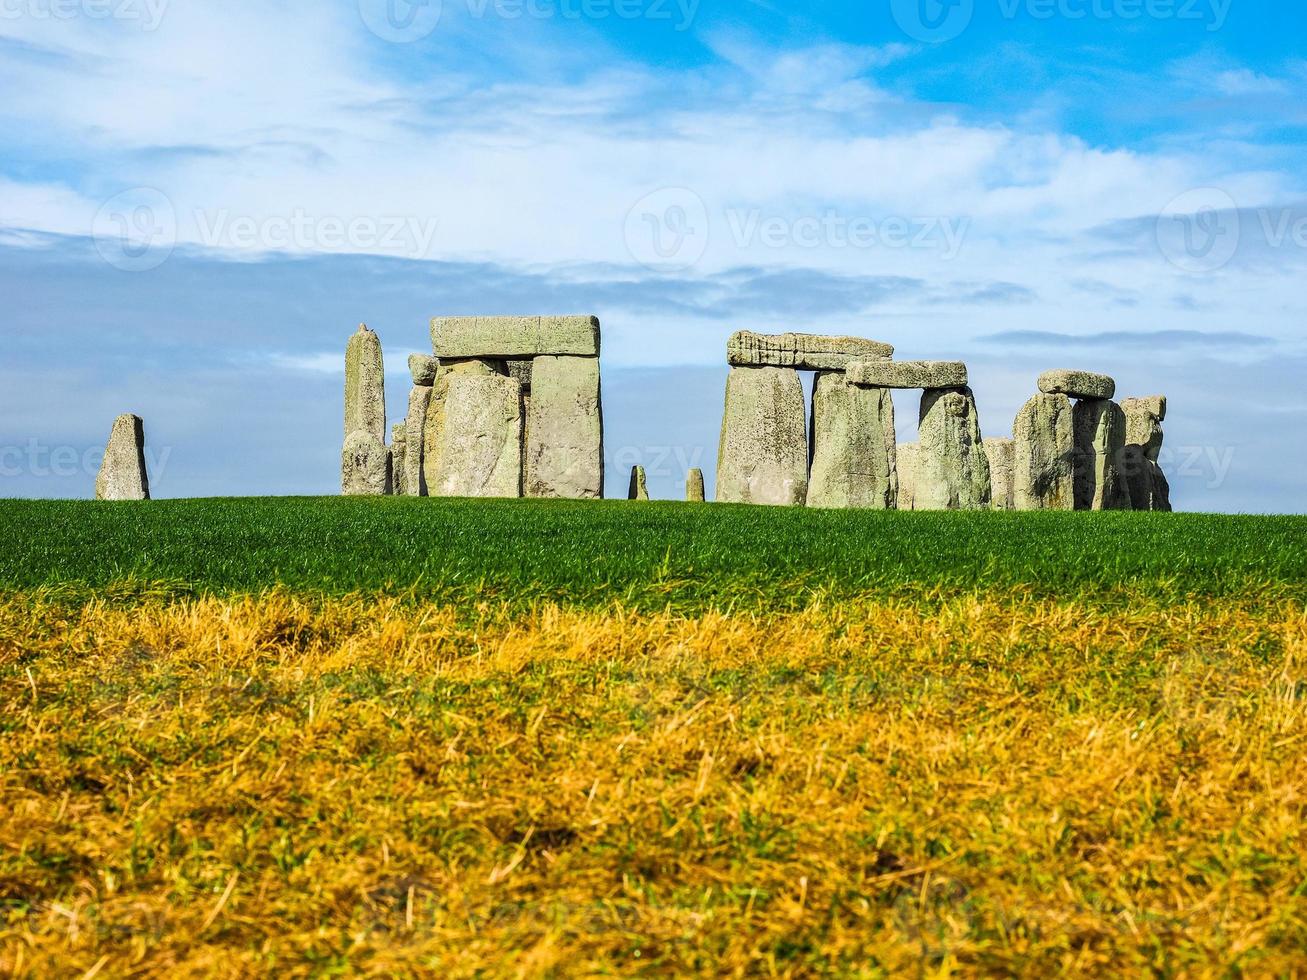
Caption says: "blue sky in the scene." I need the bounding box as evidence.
[1,0,1304,510]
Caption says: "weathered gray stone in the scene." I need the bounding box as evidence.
[1013,393,1075,511]
[727,331,894,371]
[1121,396,1166,461]
[422,359,508,492]
[984,438,1015,511]
[404,386,432,497]
[391,423,408,496]
[525,355,604,500]
[687,468,705,503]
[409,354,438,387]
[1120,396,1170,511]
[507,359,533,393]
[1038,369,1116,401]
[915,387,991,511]
[426,374,523,498]
[896,443,917,511]
[95,414,150,501]
[807,372,896,509]
[431,316,599,358]
[716,366,808,506]
[629,465,649,501]
[1074,399,1132,511]
[342,430,392,496]
[847,360,968,390]
[344,324,386,443]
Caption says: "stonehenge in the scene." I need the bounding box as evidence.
[628,466,649,501]
[96,414,150,501]
[896,444,918,511]
[915,387,991,511]
[343,317,604,502]
[808,370,896,509]
[1013,393,1075,510]
[1120,396,1172,512]
[984,438,1016,511]
[687,468,706,502]
[729,331,893,371]
[1073,398,1131,511]
[716,364,809,506]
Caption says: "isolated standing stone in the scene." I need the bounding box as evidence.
[432,316,599,358]
[915,387,991,510]
[344,324,386,443]
[1073,399,1131,511]
[342,430,392,496]
[727,331,894,371]
[391,423,408,496]
[896,443,917,511]
[427,373,523,498]
[1038,369,1116,401]
[629,466,649,501]
[95,414,150,501]
[985,438,1016,511]
[525,355,604,499]
[807,371,896,509]
[404,385,433,497]
[422,358,508,493]
[1013,393,1075,511]
[847,360,968,390]
[716,366,808,507]
[687,468,705,502]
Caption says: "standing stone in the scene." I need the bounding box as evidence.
[95,414,150,501]
[409,354,438,387]
[422,359,508,493]
[716,366,808,507]
[342,431,392,496]
[1013,393,1075,511]
[984,438,1016,511]
[1120,396,1170,512]
[915,387,991,510]
[807,371,896,509]
[687,468,706,502]
[629,466,649,501]
[1073,399,1132,511]
[391,423,408,496]
[728,331,894,371]
[426,373,523,498]
[525,355,604,499]
[896,443,917,511]
[404,385,433,497]
[344,324,386,443]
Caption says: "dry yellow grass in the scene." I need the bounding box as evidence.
[1,591,1305,977]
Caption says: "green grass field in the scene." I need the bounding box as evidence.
[1,500,1305,976]
[0,498,1303,608]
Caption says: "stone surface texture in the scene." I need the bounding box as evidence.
[507,359,533,392]
[1121,396,1166,461]
[847,360,968,390]
[1038,369,1116,401]
[391,423,408,496]
[404,386,432,497]
[525,355,604,499]
[687,468,706,502]
[984,438,1016,511]
[431,316,599,358]
[421,359,508,492]
[1120,396,1171,511]
[896,443,917,511]
[915,387,991,510]
[344,324,386,442]
[628,466,649,501]
[807,371,897,509]
[1013,393,1075,510]
[95,414,150,501]
[727,331,893,371]
[1073,399,1132,511]
[341,430,392,496]
[408,354,438,387]
[426,373,523,498]
[716,366,808,506]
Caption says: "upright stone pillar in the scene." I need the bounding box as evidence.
[405,384,433,497]
[628,466,649,501]
[422,359,507,493]
[1120,396,1171,512]
[686,468,706,503]
[1013,393,1075,510]
[984,438,1015,511]
[95,414,150,501]
[342,431,392,496]
[716,366,808,506]
[896,443,917,511]
[525,356,604,499]
[1073,399,1131,511]
[426,372,523,498]
[344,324,386,443]
[915,387,991,511]
[391,423,408,496]
[807,371,896,509]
